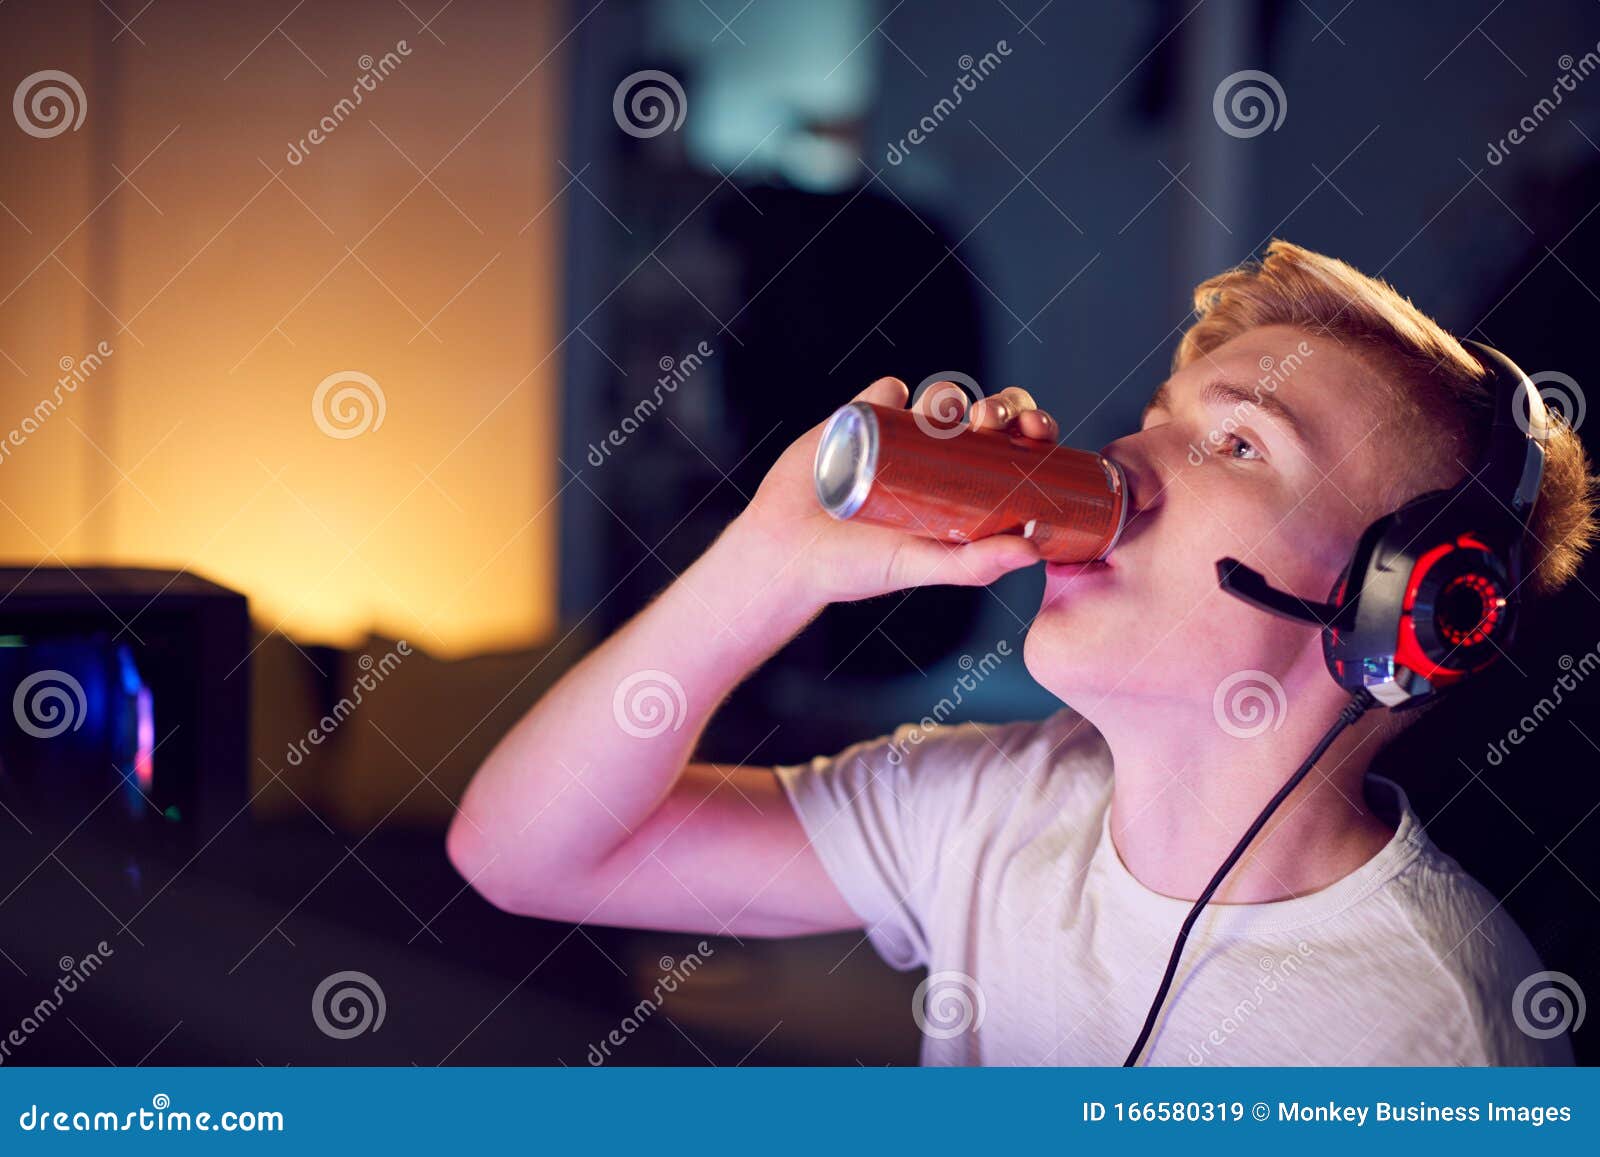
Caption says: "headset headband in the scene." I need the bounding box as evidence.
[1461,339,1546,526]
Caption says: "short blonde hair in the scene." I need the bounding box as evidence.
[1174,239,1596,597]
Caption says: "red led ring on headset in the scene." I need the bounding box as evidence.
[1436,571,1501,647]
[1397,534,1509,685]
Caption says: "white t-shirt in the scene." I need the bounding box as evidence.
[775,706,1574,1066]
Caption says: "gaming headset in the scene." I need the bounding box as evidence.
[1123,340,1550,1065]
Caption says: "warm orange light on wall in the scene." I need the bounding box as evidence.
[0,0,565,657]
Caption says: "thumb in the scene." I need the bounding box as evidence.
[853,376,909,408]
[887,534,1041,590]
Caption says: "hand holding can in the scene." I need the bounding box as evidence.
[727,378,1065,609]
[813,399,1127,564]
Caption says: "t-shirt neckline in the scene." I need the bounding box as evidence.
[1091,774,1429,935]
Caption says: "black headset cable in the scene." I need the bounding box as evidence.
[1121,687,1377,1066]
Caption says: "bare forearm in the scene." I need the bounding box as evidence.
[447,514,821,907]
[446,377,1053,927]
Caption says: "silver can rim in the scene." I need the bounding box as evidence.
[813,402,880,520]
[1098,456,1130,560]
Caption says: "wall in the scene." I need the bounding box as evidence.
[0,0,566,656]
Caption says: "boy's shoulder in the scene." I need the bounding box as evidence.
[1371,804,1575,1065]
[887,703,1109,778]
[875,704,1114,840]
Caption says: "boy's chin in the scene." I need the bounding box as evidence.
[1024,601,1165,705]
[1022,616,1105,701]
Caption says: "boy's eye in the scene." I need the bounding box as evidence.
[1222,433,1262,461]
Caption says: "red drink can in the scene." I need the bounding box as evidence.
[812,402,1128,563]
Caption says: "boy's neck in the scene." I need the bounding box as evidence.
[1098,702,1399,905]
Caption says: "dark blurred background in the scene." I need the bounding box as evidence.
[0,0,1596,1065]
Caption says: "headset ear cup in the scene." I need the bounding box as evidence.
[1413,548,1513,666]
[1328,559,1353,612]
[1321,508,1411,692]
[1321,555,1359,686]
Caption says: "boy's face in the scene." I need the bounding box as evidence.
[1025,324,1410,711]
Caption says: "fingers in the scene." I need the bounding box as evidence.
[970,386,1059,442]
[859,378,1058,442]
[1013,407,1059,441]
[853,376,909,408]
[969,387,1033,428]
[908,379,970,424]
